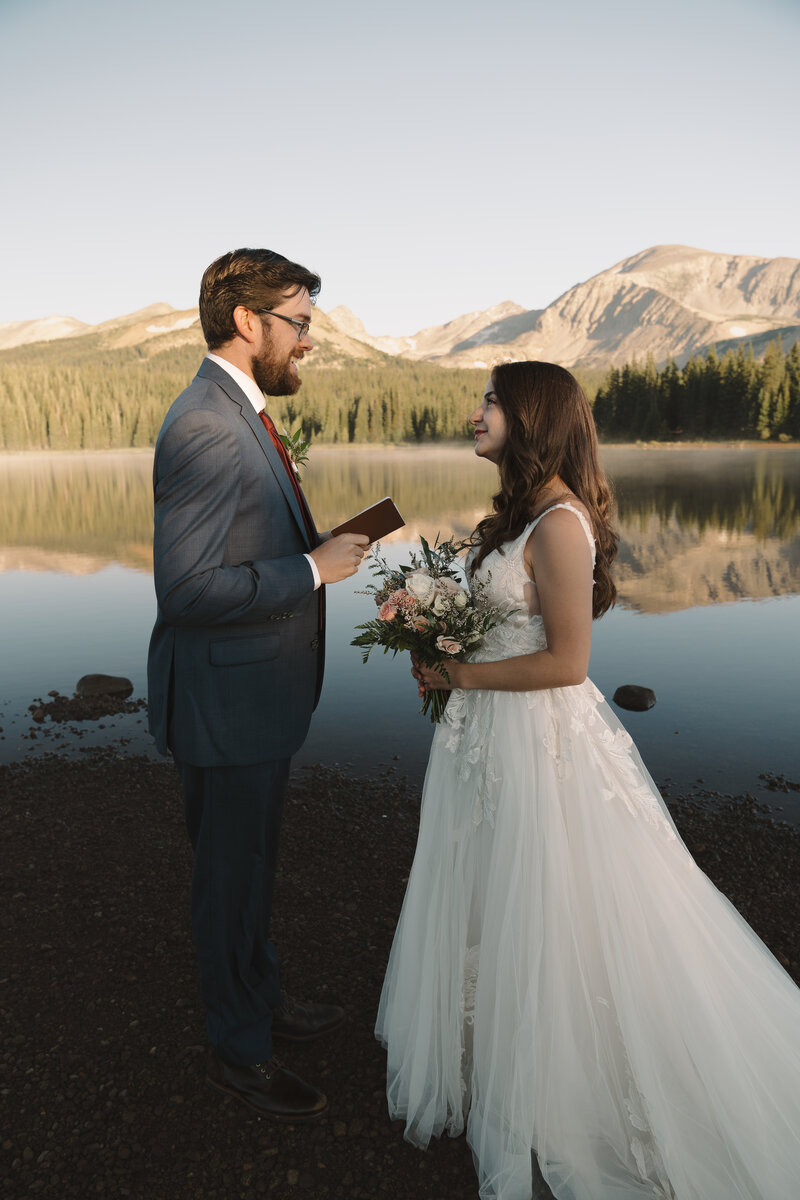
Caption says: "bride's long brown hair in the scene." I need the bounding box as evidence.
[470,361,618,618]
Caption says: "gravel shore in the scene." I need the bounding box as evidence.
[3,751,799,1199]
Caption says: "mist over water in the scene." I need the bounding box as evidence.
[1,446,798,817]
[2,445,798,602]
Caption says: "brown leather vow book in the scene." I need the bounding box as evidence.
[331,496,405,542]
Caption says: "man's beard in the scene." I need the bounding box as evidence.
[251,335,302,396]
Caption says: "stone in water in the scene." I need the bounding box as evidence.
[76,674,133,699]
[613,684,656,712]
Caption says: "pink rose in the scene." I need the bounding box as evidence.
[413,616,431,632]
[378,602,398,621]
[435,635,462,655]
[389,588,416,610]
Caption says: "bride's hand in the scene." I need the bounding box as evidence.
[411,653,426,698]
[417,661,456,692]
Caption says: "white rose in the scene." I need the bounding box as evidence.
[405,570,436,607]
[453,591,468,609]
[435,577,462,596]
[432,593,450,615]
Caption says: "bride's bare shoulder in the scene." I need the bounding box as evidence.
[524,499,595,577]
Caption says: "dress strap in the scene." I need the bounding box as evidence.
[527,502,596,565]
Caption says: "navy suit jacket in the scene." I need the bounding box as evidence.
[147,358,324,767]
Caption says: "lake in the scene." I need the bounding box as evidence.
[1,445,798,821]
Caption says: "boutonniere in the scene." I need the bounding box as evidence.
[279,427,311,479]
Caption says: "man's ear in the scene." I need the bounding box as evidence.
[232,305,260,345]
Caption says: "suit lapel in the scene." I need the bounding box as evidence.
[197,359,313,550]
[243,405,313,549]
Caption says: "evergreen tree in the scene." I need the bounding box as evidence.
[1,334,798,450]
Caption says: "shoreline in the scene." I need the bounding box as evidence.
[1,439,798,461]
[6,697,800,819]
[4,741,798,807]
[3,749,799,1198]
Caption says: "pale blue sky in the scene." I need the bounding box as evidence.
[2,0,798,334]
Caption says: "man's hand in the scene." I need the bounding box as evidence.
[310,533,370,584]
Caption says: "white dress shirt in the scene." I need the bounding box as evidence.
[206,354,321,589]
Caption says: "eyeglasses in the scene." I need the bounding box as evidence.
[258,309,311,340]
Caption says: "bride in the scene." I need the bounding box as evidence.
[375,361,800,1200]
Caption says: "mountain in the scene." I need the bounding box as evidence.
[0,304,197,354]
[87,303,202,351]
[0,303,387,367]
[0,314,90,351]
[7,245,799,369]
[332,245,800,369]
[326,301,530,359]
[709,323,800,361]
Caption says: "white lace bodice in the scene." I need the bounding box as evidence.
[466,502,596,662]
[443,499,676,838]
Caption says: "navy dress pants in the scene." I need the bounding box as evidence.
[176,758,290,1067]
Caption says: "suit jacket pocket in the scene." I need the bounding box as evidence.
[209,634,280,667]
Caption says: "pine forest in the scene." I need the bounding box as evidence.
[0,335,798,451]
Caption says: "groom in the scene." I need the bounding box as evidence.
[147,248,369,1122]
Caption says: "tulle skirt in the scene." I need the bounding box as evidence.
[375,680,800,1200]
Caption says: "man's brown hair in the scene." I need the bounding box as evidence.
[199,248,321,350]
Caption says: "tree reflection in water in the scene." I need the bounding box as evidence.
[0,447,798,613]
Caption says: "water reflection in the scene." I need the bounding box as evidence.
[1,447,799,613]
[601,448,800,610]
[1,448,798,799]
[0,451,154,573]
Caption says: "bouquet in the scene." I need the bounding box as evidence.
[352,535,504,722]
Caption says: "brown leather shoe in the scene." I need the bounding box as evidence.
[206,1051,328,1122]
[271,994,345,1042]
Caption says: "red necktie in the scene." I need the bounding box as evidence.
[258,410,317,545]
[258,410,324,646]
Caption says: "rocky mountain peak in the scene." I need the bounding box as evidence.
[6,247,799,368]
[326,306,368,338]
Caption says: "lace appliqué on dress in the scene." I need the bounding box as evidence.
[440,535,544,828]
[592,716,678,842]
[461,944,481,1028]
[593,996,676,1197]
[453,944,481,1127]
[624,1058,676,1197]
[441,689,502,828]
[442,507,678,841]
[538,688,571,781]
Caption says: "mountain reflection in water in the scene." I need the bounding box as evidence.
[1,446,798,614]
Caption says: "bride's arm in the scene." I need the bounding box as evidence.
[419,509,594,693]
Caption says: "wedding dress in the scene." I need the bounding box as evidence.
[375,503,800,1200]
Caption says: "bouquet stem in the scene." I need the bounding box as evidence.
[420,689,450,723]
